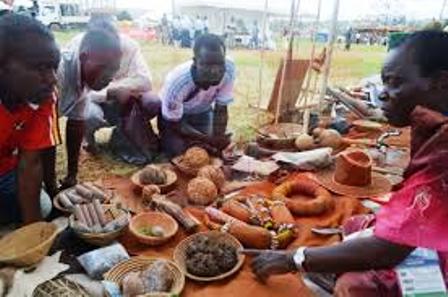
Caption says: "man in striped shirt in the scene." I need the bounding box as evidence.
[0,14,60,224]
[158,34,235,157]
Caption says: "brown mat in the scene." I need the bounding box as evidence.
[103,168,370,297]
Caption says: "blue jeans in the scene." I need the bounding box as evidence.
[0,170,51,224]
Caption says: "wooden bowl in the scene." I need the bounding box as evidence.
[69,207,130,246]
[173,231,245,282]
[172,156,223,176]
[0,222,59,267]
[104,257,185,297]
[131,165,177,195]
[129,212,178,246]
[256,123,303,150]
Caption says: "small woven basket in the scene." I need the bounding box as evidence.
[69,207,130,246]
[173,231,245,282]
[104,257,185,297]
[0,222,59,267]
[172,156,223,176]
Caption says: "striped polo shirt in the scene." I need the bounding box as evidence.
[159,58,236,121]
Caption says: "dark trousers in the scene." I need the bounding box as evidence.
[158,110,213,157]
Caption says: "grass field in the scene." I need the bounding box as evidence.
[54,31,387,181]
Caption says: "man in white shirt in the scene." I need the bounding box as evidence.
[158,34,235,157]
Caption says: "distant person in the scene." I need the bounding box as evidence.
[158,34,235,157]
[160,13,170,45]
[345,27,353,50]
[355,32,361,44]
[194,15,203,40]
[172,15,181,46]
[250,20,259,49]
[0,14,60,224]
[180,15,192,48]
[224,16,236,48]
[202,16,209,33]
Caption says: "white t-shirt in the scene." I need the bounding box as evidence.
[159,58,236,121]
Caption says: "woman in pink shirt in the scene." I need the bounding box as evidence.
[244,30,448,296]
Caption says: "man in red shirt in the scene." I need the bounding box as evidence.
[0,14,60,224]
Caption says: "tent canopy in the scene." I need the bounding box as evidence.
[178,0,289,16]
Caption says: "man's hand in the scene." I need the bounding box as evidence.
[208,133,232,150]
[241,250,297,282]
[107,88,141,106]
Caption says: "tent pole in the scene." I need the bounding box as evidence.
[301,0,322,133]
[440,0,448,20]
[274,0,300,124]
[317,0,340,115]
[256,0,269,117]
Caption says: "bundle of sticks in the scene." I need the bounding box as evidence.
[58,183,108,211]
[149,195,200,233]
[72,200,128,234]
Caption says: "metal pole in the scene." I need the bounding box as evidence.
[301,0,322,133]
[172,0,176,16]
[318,0,340,114]
[256,0,269,113]
[440,0,448,20]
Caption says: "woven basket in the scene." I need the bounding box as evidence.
[33,277,90,297]
[129,212,179,246]
[69,207,130,246]
[104,257,185,297]
[172,156,223,176]
[256,123,303,150]
[173,231,245,282]
[0,222,59,267]
[131,166,177,195]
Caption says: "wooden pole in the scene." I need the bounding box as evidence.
[274,0,300,124]
[440,0,448,20]
[317,0,340,115]
[256,0,269,114]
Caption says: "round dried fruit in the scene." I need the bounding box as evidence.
[197,165,226,189]
[187,177,218,206]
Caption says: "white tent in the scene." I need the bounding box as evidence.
[177,0,288,35]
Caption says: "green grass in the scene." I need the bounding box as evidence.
[53,31,387,180]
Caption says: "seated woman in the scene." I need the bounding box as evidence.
[244,30,448,296]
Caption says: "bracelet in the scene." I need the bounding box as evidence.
[292,247,308,272]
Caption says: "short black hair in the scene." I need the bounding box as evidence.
[0,13,54,62]
[80,28,121,53]
[193,33,226,57]
[401,30,448,77]
[87,14,117,33]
